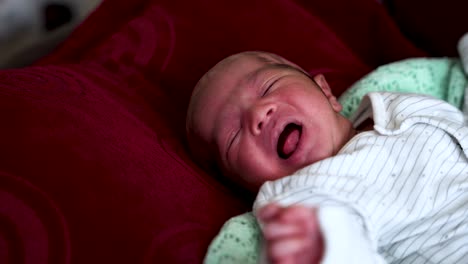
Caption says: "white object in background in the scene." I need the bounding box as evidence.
[458,32,468,74]
[0,0,102,69]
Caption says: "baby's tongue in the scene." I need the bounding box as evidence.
[277,124,301,159]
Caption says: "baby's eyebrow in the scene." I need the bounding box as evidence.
[268,63,311,77]
[252,52,310,76]
[266,63,321,87]
[249,63,310,84]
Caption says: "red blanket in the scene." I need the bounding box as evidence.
[0,0,437,263]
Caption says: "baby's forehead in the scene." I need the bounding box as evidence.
[196,54,268,94]
[210,52,294,82]
[215,52,285,74]
[190,51,301,114]
[201,54,310,104]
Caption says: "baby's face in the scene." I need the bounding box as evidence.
[187,52,354,191]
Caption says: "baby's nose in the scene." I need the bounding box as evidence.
[250,103,275,135]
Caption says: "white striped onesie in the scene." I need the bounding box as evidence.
[254,92,468,264]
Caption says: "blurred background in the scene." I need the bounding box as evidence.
[0,0,103,69]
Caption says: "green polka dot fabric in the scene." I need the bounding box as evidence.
[339,58,466,118]
[204,213,261,264]
[204,58,468,264]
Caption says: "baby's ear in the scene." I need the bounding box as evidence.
[313,74,342,112]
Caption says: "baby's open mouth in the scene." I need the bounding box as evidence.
[277,123,302,159]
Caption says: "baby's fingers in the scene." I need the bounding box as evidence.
[257,203,282,222]
[280,206,317,223]
[263,222,303,240]
[269,237,306,260]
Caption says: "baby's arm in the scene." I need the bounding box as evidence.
[254,176,388,264]
[257,203,323,264]
[256,202,388,264]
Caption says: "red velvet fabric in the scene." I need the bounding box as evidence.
[1,0,425,263]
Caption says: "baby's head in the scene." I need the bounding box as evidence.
[186,51,354,191]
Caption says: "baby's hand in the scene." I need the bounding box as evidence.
[257,204,324,264]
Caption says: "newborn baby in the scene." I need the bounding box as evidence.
[187,51,468,264]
